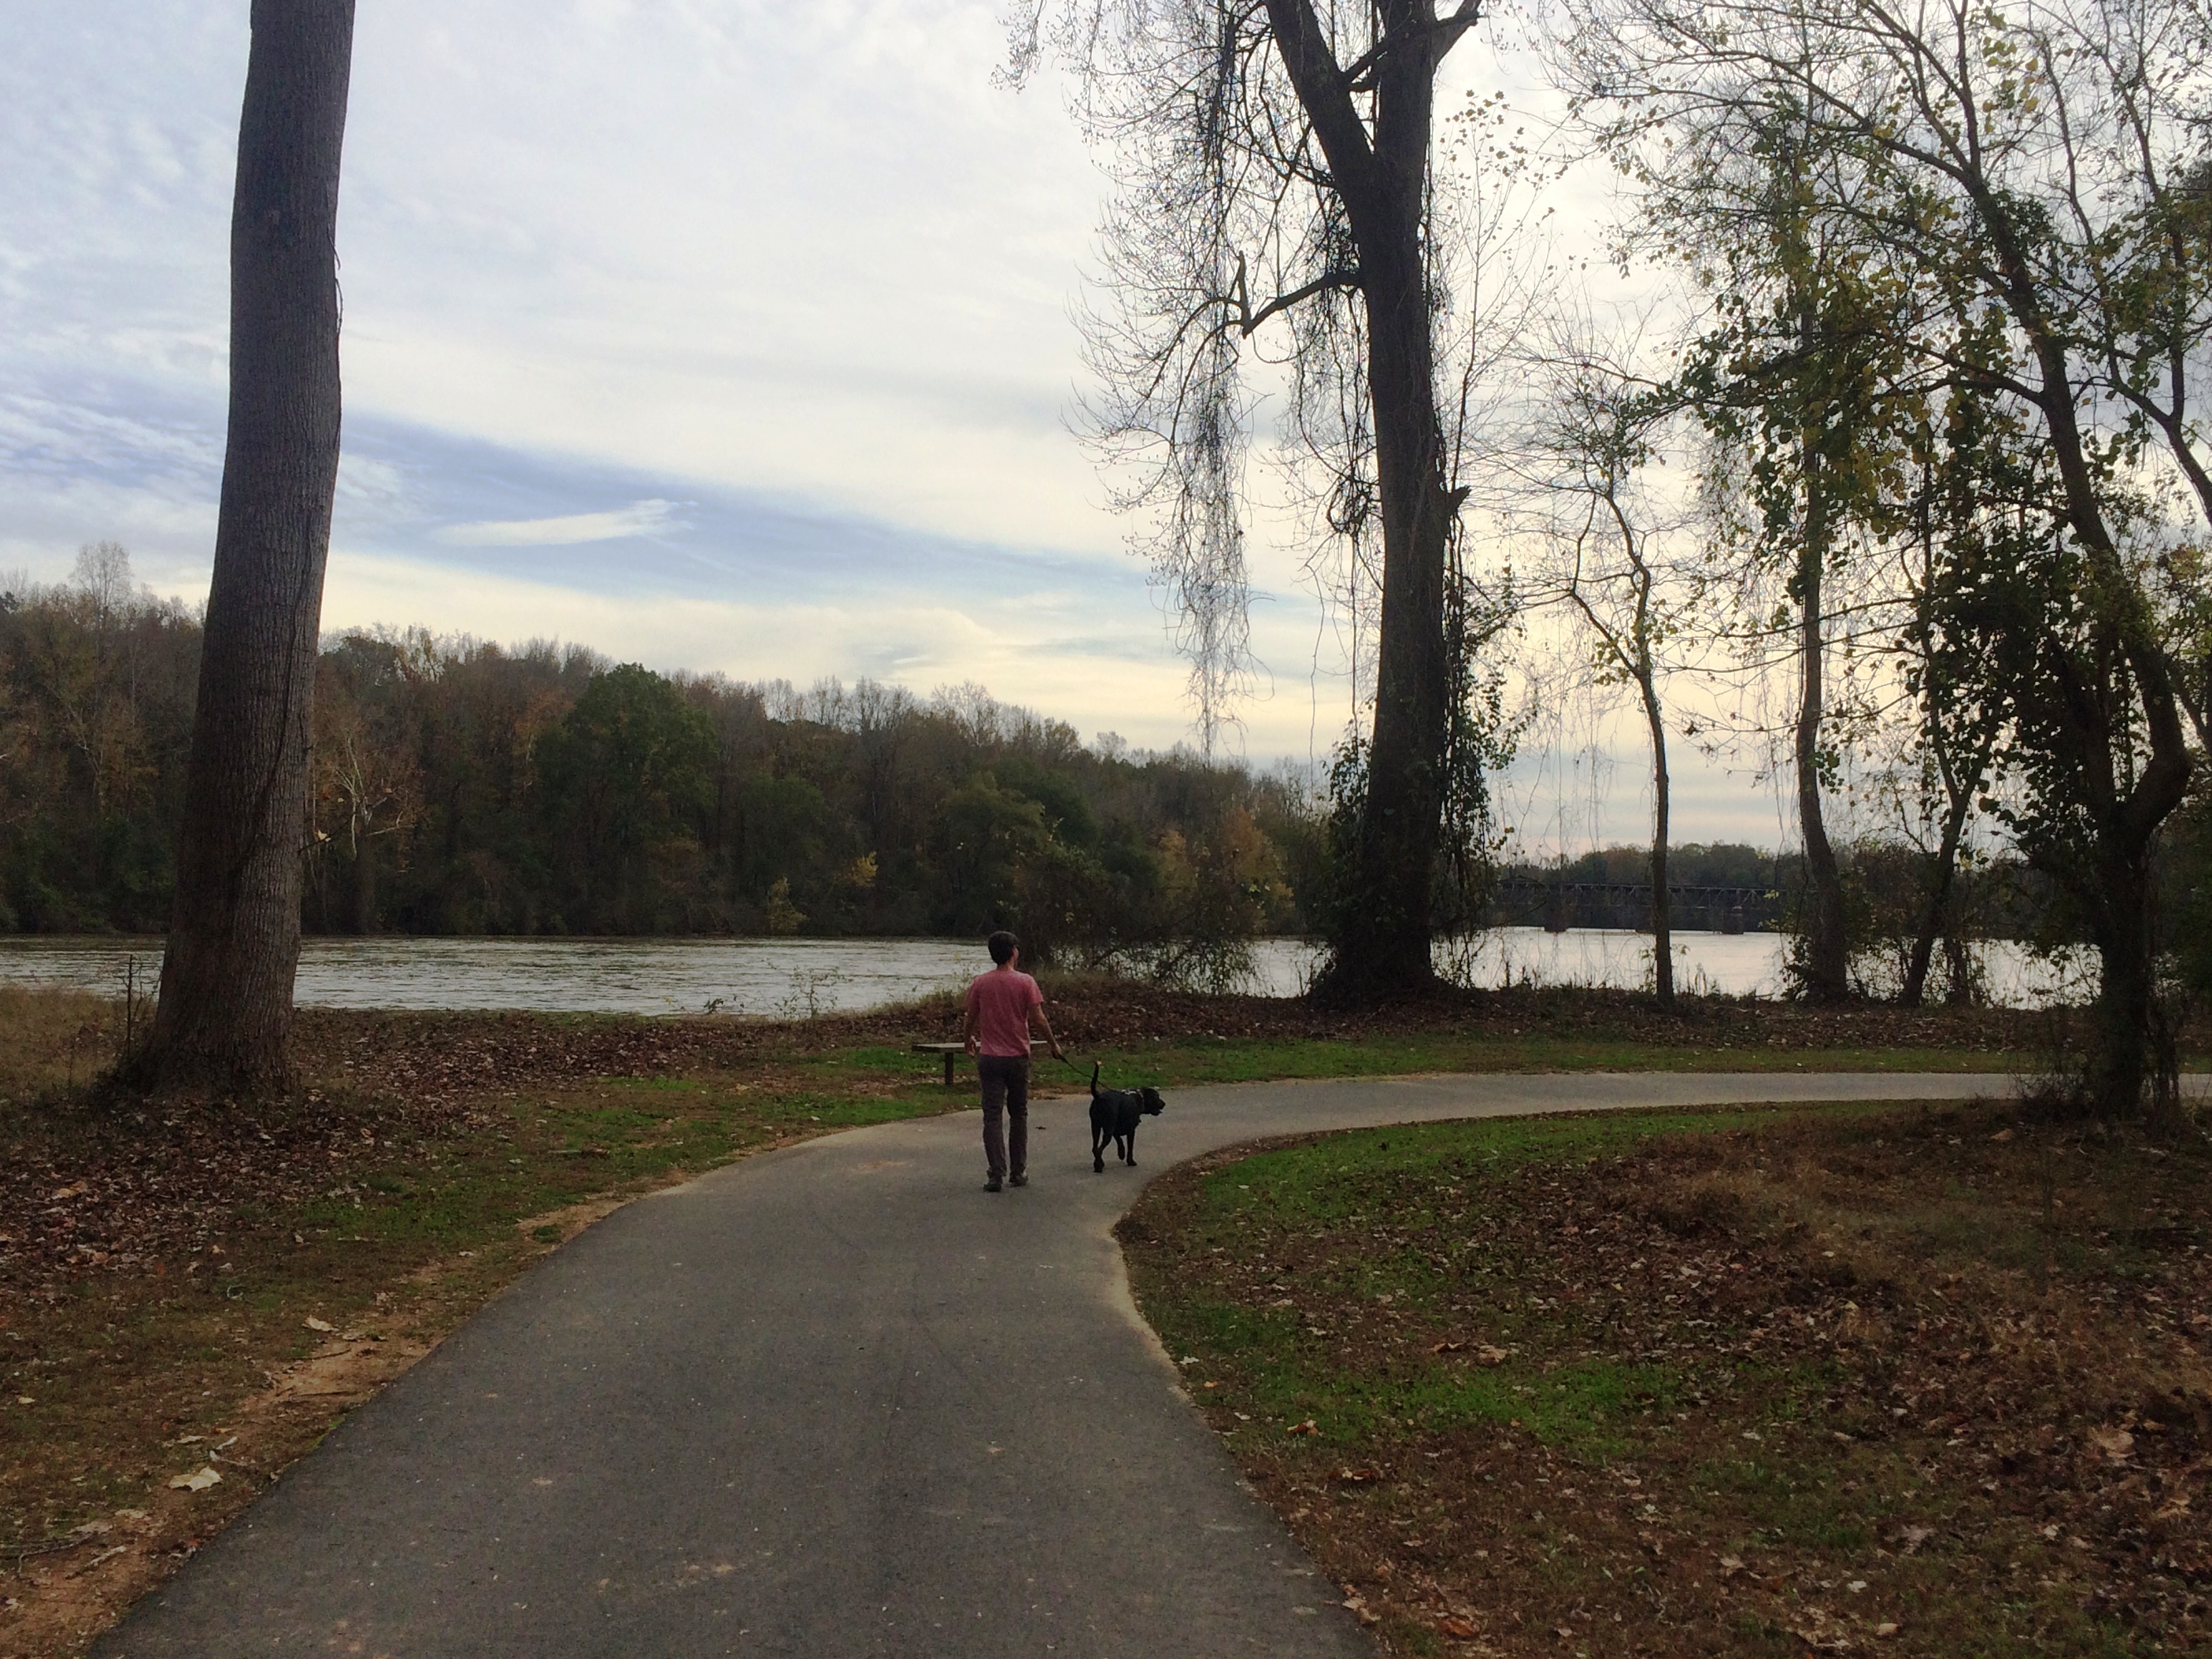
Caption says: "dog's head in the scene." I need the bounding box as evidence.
[1138,1087,1166,1118]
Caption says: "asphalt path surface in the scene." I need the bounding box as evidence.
[98,1069,2013,1658]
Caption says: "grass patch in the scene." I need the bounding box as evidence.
[1065,1033,2016,1090]
[1122,1099,2212,1657]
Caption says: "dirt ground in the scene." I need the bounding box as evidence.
[1124,1098,2212,1656]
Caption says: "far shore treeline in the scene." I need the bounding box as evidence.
[0,552,1308,966]
[5,548,2208,995]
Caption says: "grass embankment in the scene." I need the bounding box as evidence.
[0,978,2056,1657]
[1123,1099,2212,1657]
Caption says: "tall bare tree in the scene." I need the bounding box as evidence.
[1513,334,1692,1001]
[1010,0,1502,995]
[147,0,356,1091]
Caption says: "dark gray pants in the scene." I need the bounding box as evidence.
[977,1054,1029,1180]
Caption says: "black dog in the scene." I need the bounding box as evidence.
[1088,1061,1166,1172]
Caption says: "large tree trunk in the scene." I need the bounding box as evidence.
[1272,0,1459,998]
[1794,439,1850,1002]
[1331,243,1455,994]
[148,1,356,1092]
[2085,838,2161,1121]
[2052,644,2190,1118]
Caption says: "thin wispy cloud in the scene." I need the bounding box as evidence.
[434,499,685,548]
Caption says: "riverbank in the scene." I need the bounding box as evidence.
[0,929,2094,1012]
[0,983,2094,1658]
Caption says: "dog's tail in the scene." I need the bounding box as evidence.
[1088,1059,1101,1097]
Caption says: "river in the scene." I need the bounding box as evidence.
[0,930,2091,1015]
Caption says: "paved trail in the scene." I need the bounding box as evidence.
[99,1071,2009,1658]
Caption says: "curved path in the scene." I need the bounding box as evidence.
[98,1071,2009,1658]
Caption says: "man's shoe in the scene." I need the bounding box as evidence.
[1008,1173,1028,1188]
[984,1177,1002,1192]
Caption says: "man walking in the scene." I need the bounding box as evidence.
[962,930,1064,1191]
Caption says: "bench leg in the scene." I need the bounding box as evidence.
[943,1051,956,1087]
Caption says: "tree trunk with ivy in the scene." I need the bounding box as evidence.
[1269,0,1467,999]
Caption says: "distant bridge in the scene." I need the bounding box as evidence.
[1488,878,1782,935]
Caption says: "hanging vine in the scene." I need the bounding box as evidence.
[1152,0,1254,758]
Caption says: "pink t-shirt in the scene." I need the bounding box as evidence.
[966,968,1043,1057]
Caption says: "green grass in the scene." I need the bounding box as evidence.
[268,1067,966,1258]
[1179,1290,1683,1456]
[1143,1107,1837,1465]
[1055,1033,2020,1090]
[1189,1101,1862,1228]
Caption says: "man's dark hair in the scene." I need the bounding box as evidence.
[987,930,1020,965]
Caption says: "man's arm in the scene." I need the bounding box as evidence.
[962,990,981,1056]
[1030,999,1064,1062]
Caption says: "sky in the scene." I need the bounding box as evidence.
[0,0,1783,848]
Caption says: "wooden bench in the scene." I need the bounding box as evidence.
[912,1039,1048,1086]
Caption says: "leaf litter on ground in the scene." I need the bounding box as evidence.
[1122,1097,2212,1657]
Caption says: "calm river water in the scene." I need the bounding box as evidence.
[0,930,2087,1015]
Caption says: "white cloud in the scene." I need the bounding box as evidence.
[318,547,1206,750]
[434,499,686,548]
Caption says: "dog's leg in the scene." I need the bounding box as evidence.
[1125,1124,1137,1166]
[1092,1122,1107,1173]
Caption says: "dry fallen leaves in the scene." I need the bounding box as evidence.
[1128,1097,2212,1659]
[2090,1425,2136,1462]
[165,1467,220,1493]
[1791,1625,1851,1653]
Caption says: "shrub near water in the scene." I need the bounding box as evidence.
[1123,1103,2212,1656]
